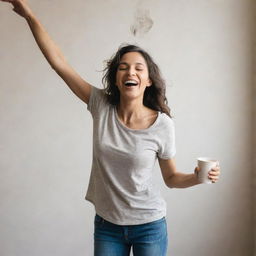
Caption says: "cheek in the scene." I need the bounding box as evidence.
[115,71,122,83]
[143,74,151,84]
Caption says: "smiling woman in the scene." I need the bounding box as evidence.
[102,45,171,117]
[115,52,152,105]
[0,1,221,255]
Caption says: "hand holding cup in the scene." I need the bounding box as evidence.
[195,157,220,184]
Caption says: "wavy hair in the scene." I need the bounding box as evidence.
[102,44,172,117]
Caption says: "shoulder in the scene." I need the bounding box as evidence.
[158,112,175,128]
[91,86,106,97]
[89,86,109,104]
[87,86,110,114]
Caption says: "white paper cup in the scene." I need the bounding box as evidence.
[197,157,218,184]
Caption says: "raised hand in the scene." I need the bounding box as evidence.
[1,0,92,104]
[1,0,33,19]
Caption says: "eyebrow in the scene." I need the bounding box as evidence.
[119,62,145,66]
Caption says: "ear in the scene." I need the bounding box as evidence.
[146,79,152,87]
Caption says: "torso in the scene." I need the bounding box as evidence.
[86,86,176,225]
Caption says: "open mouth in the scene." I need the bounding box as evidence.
[124,80,138,87]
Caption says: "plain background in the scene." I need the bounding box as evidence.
[0,0,255,255]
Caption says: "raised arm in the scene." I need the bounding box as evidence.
[1,0,92,104]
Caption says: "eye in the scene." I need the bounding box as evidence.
[118,64,128,70]
[135,65,144,71]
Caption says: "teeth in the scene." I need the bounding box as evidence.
[124,80,138,86]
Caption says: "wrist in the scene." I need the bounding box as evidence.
[25,13,35,22]
[25,9,36,22]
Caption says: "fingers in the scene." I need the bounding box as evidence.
[208,172,219,182]
[208,167,220,183]
[2,0,32,18]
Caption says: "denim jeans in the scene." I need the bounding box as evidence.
[94,214,168,256]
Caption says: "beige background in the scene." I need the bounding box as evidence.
[0,0,255,255]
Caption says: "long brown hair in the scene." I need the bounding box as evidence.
[102,44,172,117]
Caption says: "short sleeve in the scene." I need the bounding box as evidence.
[87,86,108,117]
[158,117,176,159]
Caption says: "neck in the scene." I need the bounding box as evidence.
[117,97,147,122]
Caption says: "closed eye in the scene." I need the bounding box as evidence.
[118,64,144,71]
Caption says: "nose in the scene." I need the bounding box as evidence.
[128,67,136,76]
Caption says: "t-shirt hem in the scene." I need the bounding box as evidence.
[95,209,166,226]
[85,196,166,225]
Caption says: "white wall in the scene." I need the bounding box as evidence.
[0,0,254,255]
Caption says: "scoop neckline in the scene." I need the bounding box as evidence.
[114,106,160,132]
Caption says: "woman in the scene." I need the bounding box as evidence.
[1,1,221,255]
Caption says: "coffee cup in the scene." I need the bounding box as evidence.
[197,157,218,184]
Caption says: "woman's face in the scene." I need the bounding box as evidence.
[115,52,152,101]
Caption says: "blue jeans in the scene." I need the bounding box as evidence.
[94,214,168,256]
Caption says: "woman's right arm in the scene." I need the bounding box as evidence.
[1,0,92,104]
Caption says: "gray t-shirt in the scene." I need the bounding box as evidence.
[86,86,176,225]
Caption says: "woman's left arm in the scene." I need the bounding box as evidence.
[158,158,220,188]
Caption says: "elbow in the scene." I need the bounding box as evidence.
[50,57,68,73]
[166,183,174,189]
[164,176,175,188]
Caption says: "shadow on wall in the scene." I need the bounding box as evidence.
[130,7,153,37]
